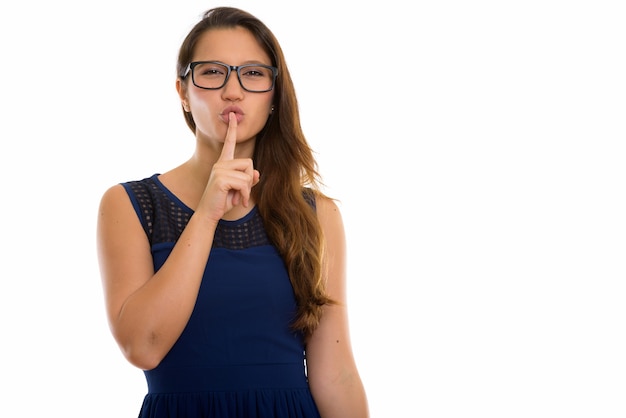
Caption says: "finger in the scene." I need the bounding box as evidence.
[213,167,255,208]
[241,167,260,207]
[242,157,255,183]
[230,190,240,207]
[219,112,237,161]
[220,159,256,207]
[229,167,259,208]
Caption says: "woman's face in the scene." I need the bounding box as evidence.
[180,26,275,147]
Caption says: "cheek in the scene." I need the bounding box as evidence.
[265,94,275,112]
[188,97,223,137]
[188,92,214,114]
[189,89,218,113]
[251,99,274,130]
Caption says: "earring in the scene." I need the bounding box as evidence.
[270,105,275,113]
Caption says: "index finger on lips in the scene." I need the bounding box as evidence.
[219,112,237,161]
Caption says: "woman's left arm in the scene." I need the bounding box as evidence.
[306,197,370,418]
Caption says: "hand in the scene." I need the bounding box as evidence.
[200,112,260,222]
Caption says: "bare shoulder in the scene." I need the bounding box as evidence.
[97,183,142,231]
[314,194,344,231]
[99,183,128,209]
[313,194,347,299]
[314,194,346,256]
[97,182,148,261]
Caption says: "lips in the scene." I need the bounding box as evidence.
[220,106,244,124]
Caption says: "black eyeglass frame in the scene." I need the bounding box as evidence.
[183,61,279,93]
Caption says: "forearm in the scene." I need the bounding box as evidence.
[311,372,369,418]
[114,214,218,369]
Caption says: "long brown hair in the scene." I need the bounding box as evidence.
[176,7,333,337]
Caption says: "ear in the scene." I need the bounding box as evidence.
[176,79,190,112]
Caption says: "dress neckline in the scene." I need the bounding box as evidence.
[150,173,257,224]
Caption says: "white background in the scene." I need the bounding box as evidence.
[1,1,625,417]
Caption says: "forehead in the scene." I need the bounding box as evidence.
[193,26,271,65]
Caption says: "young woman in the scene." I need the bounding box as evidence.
[97,6,369,417]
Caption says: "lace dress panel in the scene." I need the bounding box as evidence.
[123,175,316,250]
[123,177,271,250]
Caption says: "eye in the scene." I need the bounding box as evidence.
[202,68,221,76]
[195,63,227,77]
[240,66,270,78]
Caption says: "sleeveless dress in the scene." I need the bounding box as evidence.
[121,174,321,418]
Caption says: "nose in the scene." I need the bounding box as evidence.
[221,70,244,101]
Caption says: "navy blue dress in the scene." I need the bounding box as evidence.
[122,174,321,418]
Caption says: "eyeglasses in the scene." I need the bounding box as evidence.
[183,61,278,93]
